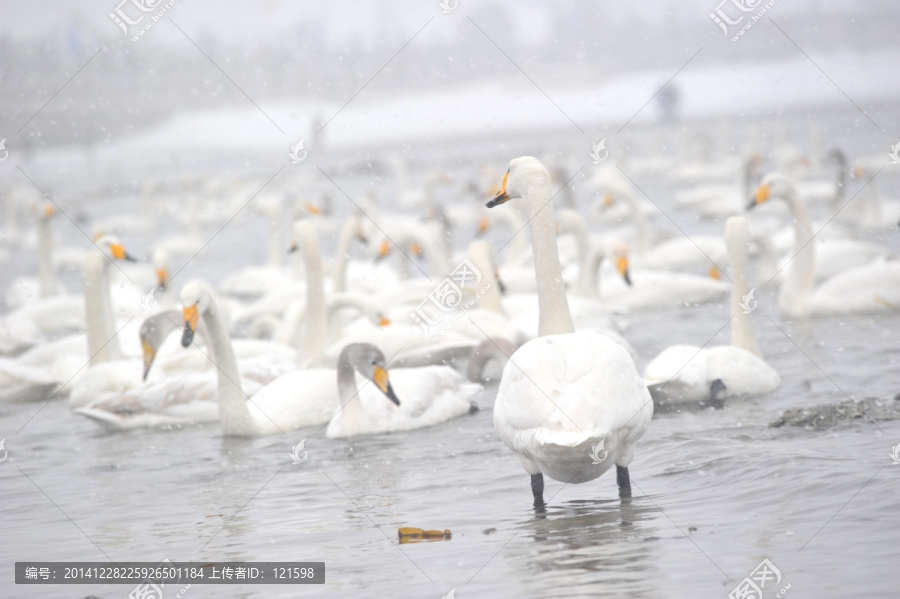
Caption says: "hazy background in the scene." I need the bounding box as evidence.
[1,0,898,178]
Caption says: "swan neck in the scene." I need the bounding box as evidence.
[299,226,327,359]
[332,216,358,294]
[267,216,283,267]
[524,187,575,336]
[627,191,649,255]
[466,244,505,315]
[727,225,761,357]
[82,252,121,363]
[576,244,604,299]
[336,357,367,423]
[781,190,815,308]
[37,217,58,297]
[202,294,251,432]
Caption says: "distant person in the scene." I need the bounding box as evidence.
[657,83,680,122]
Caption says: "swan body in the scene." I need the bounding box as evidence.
[601,268,729,311]
[495,332,652,484]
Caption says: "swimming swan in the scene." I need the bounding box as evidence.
[643,216,780,404]
[749,173,900,317]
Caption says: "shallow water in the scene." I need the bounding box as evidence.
[3,96,900,599]
[2,299,899,598]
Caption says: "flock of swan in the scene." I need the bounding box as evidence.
[1,146,897,504]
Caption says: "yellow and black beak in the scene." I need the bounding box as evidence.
[288,242,298,254]
[110,242,137,262]
[373,365,400,406]
[181,304,199,347]
[748,183,770,210]
[495,269,507,294]
[617,255,632,286]
[141,338,156,381]
[485,171,510,208]
[602,193,615,209]
[378,316,391,327]
[155,267,169,292]
[709,265,721,281]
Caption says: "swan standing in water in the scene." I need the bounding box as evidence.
[643,216,780,405]
[487,157,653,505]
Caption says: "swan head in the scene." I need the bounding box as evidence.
[748,172,795,210]
[375,238,391,261]
[34,200,55,220]
[477,215,490,236]
[151,249,170,291]
[607,239,632,286]
[139,310,180,380]
[179,281,212,347]
[288,220,320,255]
[486,156,550,208]
[340,343,400,406]
[95,235,137,262]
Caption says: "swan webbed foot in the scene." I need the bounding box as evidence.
[616,465,632,498]
[531,473,545,506]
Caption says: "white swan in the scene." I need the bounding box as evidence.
[643,216,780,405]
[5,201,62,311]
[176,281,476,437]
[750,173,900,317]
[600,243,729,311]
[487,156,653,504]
[673,154,764,219]
[325,343,479,438]
[849,161,900,230]
[175,281,340,435]
[218,193,293,299]
[68,237,145,408]
[0,217,100,356]
[75,308,296,429]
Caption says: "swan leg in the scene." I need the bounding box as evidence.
[616,466,632,498]
[530,473,544,506]
[707,378,727,410]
